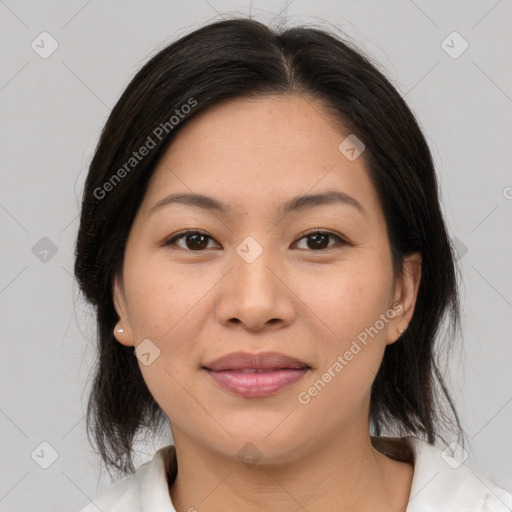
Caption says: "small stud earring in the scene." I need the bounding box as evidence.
[398,327,405,334]
[116,328,124,334]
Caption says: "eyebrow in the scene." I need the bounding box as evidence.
[148,189,365,217]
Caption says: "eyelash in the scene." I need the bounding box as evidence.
[162,229,350,252]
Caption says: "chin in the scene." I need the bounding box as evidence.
[200,423,311,466]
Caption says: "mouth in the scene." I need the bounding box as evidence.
[201,351,311,398]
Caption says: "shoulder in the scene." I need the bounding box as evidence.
[79,445,177,512]
[405,436,512,511]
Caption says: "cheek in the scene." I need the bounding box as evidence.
[124,262,209,428]
[296,260,392,403]
[300,259,393,343]
[123,258,209,341]
[122,259,217,405]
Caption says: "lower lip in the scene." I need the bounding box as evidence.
[204,368,309,398]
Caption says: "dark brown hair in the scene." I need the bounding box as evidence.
[74,17,463,477]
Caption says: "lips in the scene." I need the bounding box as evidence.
[202,351,310,372]
[202,351,311,398]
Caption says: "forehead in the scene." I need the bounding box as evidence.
[140,94,381,219]
[162,93,349,160]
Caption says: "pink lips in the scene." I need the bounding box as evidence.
[202,351,310,398]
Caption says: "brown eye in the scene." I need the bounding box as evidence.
[294,230,347,250]
[164,231,218,251]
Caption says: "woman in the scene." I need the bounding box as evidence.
[75,17,512,511]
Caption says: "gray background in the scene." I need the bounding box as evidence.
[0,1,511,510]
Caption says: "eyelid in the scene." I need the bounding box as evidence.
[161,230,216,249]
[295,228,351,247]
[162,229,351,251]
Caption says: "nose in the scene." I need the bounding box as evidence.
[214,240,296,332]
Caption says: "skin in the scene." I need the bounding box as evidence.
[113,93,422,512]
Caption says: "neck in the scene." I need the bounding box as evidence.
[168,424,413,512]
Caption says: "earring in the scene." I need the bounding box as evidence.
[114,325,124,335]
[398,327,405,334]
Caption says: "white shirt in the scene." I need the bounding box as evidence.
[80,437,512,511]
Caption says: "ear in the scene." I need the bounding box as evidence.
[112,272,135,347]
[386,252,422,345]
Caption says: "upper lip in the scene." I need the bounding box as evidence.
[202,351,311,371]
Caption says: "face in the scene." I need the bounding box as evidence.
[113,93,421,464]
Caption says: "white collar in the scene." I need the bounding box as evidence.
[405,436,512,511]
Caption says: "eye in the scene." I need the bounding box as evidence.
[293,230,348,250]
[163,230,219,251]
[163,229,349,252]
